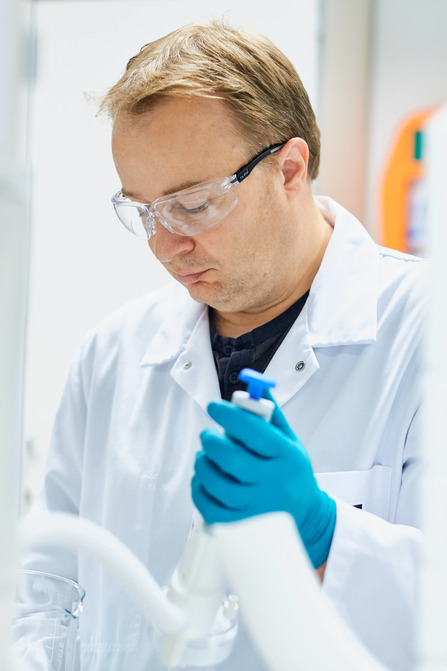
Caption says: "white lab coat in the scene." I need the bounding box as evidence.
[26,197,425,671]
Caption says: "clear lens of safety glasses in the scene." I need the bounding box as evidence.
[112,175,239,241]
[112,194,155,240]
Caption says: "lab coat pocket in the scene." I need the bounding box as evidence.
[315,465,392,520]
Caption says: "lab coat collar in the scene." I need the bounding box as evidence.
[140,283,207,366]
[265,197,379,407]
[140,284,221,409]
[307,196,379,347]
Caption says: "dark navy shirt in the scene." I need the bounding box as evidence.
[210,292,309,401]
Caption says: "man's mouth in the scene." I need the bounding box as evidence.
[173,269,210,284]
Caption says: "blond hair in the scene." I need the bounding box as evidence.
[99,21,320,180]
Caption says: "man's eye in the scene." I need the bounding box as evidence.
[173,200,209,215]
[185,202,209,214]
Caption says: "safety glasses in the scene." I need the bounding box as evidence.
[111,142,286,240]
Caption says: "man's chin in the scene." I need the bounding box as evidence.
[182,280,231,310]
[182,280,215,303]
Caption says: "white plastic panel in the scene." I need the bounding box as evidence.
[418,104,447,670]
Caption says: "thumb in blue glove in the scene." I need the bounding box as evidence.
[191,394,336,569]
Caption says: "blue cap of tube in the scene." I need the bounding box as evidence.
[238,368,277,400]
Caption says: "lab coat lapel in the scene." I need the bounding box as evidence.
[140,283,204,366]
[307,197,379,348]
[140,284,220,411]
[267,197,379,406]
[170,307,221,411]
[266,306,320,407]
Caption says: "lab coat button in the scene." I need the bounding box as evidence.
[295,361,306,371]
[183,361,192,370]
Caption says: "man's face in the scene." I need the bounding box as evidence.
[112,97,303,317]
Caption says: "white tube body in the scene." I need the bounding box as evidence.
[160,516,227,666]
[214,513,387,671]
[158,390,274,666]
[231,390,274,421]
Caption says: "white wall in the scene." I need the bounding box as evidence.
[317,0,372,223]
[24,0,322,504]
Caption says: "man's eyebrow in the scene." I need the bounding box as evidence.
[121,180,203,202]
[162,180,201,195]
[121,188,151,202]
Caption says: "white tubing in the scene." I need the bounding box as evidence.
[18,513,188,634]
[214,513,388,671]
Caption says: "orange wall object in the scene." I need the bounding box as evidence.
[381,109,435,252]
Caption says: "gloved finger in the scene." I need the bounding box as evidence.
[200,428,266,484]
[207,400,293,458]
[194,452,254,510]
[191,477,255,524]
[262,390,297,439]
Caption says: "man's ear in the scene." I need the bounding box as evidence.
[277,138,309,198]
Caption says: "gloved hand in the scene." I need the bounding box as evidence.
[192,394,336,569]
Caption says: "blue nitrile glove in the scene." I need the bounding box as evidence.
[191,394,336,569]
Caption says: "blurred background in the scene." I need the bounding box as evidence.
[19,0,447,507]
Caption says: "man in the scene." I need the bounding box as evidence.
[28,21,424,671]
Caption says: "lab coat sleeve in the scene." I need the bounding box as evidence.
[21,340,88,581]
[323,501,421,671]
[322,409,423,671]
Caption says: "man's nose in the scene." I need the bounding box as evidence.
[148,221,195,262]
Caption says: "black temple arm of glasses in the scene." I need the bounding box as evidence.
[235,142,287,183]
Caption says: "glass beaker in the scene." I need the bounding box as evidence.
[154,595,239,670]
[11,570,85,671]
